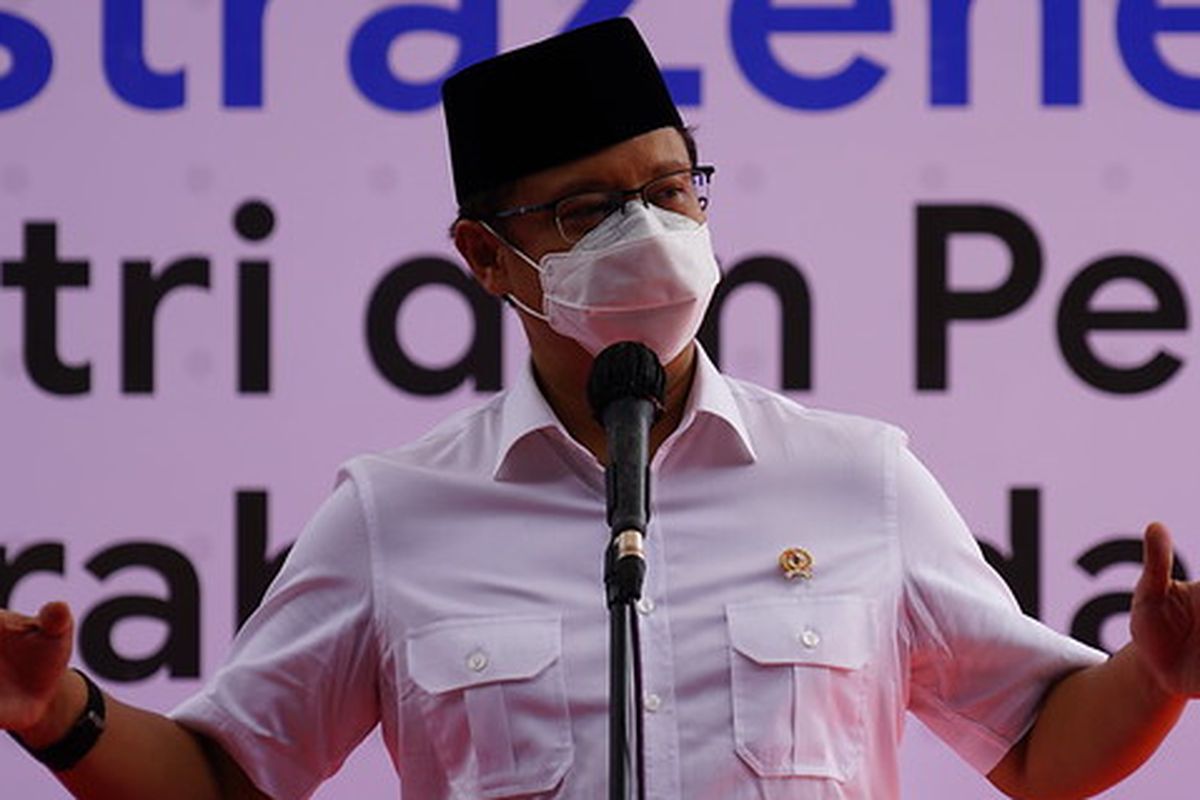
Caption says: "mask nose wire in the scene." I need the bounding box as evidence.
[580,196,644,242]
[615,196,652,225]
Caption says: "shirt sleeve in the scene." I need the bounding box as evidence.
[171,478,381,800]
[896,442,1106,775]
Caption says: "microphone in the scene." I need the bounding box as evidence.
[587,342,665,607]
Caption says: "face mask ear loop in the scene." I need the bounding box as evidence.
[504,291,551,322]
[477,220,551,323]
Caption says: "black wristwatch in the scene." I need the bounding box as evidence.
[9,669,107,772]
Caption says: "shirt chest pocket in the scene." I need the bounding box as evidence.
[407,615,574,798]
[726,597,874,783]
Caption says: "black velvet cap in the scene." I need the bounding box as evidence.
[441,18,683,207]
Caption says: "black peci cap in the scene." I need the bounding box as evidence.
[441,17,683,207]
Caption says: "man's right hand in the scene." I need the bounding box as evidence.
[1,601,265,798]
[0,601,76,739]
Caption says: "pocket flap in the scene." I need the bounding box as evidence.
[727,597,872,670]
[407,614,562,694]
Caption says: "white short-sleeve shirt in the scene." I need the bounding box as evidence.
[172,349,1105,799]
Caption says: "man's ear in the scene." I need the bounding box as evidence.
[453,219,511,297]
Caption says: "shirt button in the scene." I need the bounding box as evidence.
[644,693,662,713]
[466,650,488,672]
[636,597,656,615]
[799,628,821,649]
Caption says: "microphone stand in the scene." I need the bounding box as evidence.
[602,394,654,800]
[588,342,663,800]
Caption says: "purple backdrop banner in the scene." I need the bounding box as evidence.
[2,2,1198,797]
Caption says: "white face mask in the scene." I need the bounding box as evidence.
[487,203,721,363]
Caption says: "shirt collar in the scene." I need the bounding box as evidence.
[493,345,758,481]
[492,359,567,480]
[678,345,758,465]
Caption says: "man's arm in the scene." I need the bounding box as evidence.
[4,603,267,800]
[987,643,1185,798]
[987,523,1198,799]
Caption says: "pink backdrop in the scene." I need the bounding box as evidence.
[2,2,1198,797]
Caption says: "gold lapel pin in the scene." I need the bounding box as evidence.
[779,547,814,580]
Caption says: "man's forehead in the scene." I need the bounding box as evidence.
[510,128,691,202]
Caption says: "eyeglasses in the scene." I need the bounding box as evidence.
[488,165,715,244]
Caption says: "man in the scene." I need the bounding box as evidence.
[2,17,1198,800]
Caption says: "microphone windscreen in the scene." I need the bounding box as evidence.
[586,341,666,422]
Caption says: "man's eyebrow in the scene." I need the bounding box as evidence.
[546,177,610,199]
[545,160,693,200]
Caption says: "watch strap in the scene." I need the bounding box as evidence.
[10,669,107,772]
